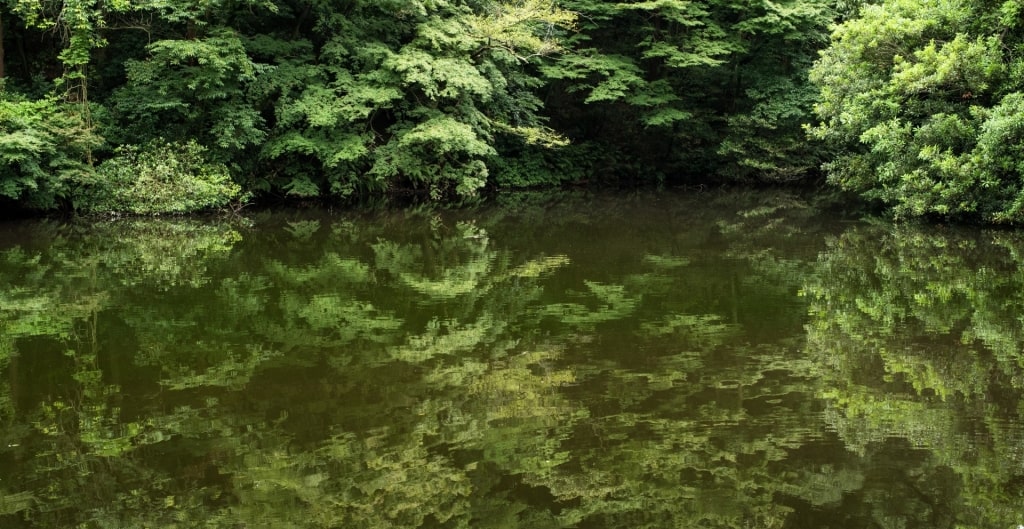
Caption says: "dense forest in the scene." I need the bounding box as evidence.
[0,0,1022,222]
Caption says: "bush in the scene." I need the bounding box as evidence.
[808,0,1024,223]
[0,93,99,210]
[80,140,242,215]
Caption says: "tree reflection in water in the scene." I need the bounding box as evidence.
[0,191,1022,528]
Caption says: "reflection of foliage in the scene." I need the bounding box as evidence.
[542,280,641,327]
[91,220,242,288]
[7,191,1024,528]
[0,192,840,528]
[805,223,1024,527]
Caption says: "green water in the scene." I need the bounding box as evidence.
[1,190,1022,528]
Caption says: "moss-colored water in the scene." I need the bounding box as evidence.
[1,190,1021,528]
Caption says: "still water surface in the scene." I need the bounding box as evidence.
[1,190,1023,528]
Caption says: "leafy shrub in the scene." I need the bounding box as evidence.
[489,143,593,189]
[808,0,1024,223]
[80,140,242,215]
[0,93,99,209]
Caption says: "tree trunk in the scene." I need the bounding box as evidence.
[0,12,6,80]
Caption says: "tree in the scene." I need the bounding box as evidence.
[252,0,574,199]
[0,93,99,209]
[539,0,832,183]
[809,0,1024,222]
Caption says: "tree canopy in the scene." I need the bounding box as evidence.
[809,0,1024,223]
[5,0,1024,222]
[0,0,835,214]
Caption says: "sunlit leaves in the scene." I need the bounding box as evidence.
[810,0,1024,221]
[385,49,494,100]
[466,0,576,59]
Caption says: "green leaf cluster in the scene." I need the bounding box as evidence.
[0,0,844,212]
[809,0,1024,222]
[244,0,576,199]
[0,93,100,209]
[80,139,242,214]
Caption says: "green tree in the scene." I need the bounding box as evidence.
[540,0,832,182]
[809,0,1024,222]
[253,0,574,199]
[109,28,267,163]
[0,93,99,209]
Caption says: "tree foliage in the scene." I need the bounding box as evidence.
[542,0,833,182]
[0,93,99,208]
[14,0,1024,222]
[809,0,1024,222]
[0,0,841,213]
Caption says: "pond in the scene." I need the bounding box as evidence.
[0,189,1022,528]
